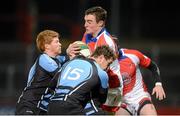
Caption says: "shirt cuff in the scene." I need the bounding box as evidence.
[155,82,162,86]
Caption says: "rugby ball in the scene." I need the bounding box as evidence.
[74,41,91,57]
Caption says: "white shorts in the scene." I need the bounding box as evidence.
[121,92,152,115]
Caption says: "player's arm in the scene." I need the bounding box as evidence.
[147,61,166,100]
[48,71,61,90]
[147,61,161,83]
[56,55,69,65]
[97,67,109,104]
[39,54,59,77]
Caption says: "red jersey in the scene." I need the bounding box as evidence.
[82,28,117,53]
[119,48,151,97]
[82,28,123,112]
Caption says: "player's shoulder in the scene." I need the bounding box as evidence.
[39,54,54,62]
[122,48,142,55]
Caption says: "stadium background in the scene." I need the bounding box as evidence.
[0,0,180,114]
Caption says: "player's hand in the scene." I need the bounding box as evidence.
[66,42,80,59]
[152,83,166,100]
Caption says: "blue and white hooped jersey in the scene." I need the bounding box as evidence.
[17,53,69,112]
[51,56,108,109]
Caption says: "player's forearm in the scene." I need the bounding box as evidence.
[147,61,162,83]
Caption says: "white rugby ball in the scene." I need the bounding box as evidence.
[74,41,91,57]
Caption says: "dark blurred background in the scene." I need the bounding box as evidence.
[0,0,180,114]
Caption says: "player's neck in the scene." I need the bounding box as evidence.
[44,51,56,58]
[93,27,104,37]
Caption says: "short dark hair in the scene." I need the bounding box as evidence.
[85,6,107,23]
[91,45,116,61]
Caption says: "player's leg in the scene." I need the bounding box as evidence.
[115,107,131,115]
[139,103,157,115]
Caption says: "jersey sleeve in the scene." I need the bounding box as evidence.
[56,55,69,64]
[96,34,117,53]
[96,65,109,104]
[95,63,109,89]
[133,50,151,68]
[39,54,59,72]
[81,33,86,43]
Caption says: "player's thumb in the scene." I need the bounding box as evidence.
[152,88,155,95]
